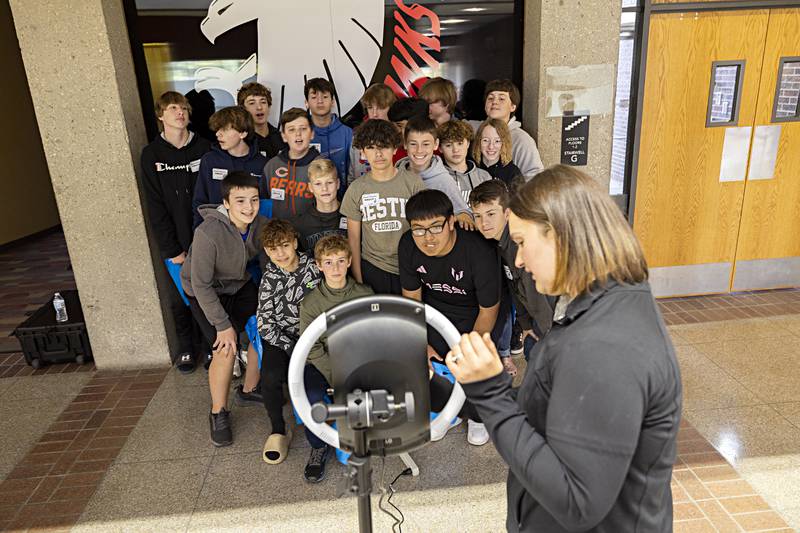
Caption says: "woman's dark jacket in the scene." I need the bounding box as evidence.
[463,280,682,533]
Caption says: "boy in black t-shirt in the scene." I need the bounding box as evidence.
[237,82,286,160]
[288,159,347,252]
[398,189,501,446]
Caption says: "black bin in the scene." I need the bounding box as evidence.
[12,290,93,368]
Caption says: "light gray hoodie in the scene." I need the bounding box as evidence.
[181,204,267,331]
[396,155,470,214]
[507,117,544,179]
[444,160,492,203]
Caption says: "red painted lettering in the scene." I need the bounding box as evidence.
[384,0,441,98]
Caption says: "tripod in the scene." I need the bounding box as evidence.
[311,388,414,533]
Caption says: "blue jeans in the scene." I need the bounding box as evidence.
[497,312,512,358]
[302,364,331,449]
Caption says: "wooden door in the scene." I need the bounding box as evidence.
[633,10,769,296]
[732,9,800,290]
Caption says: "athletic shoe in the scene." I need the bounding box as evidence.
[510,320,524,355]
[232,356,242,378]
[235,383,263,406]
[467,420,490,446]
[176,352,195,375]
[304,445,331,483]
[203,353,213,371]
[430,416,462,442]
[209,408,233,447]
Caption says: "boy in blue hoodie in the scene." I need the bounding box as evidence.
[192,106,269,228]
[305,78,352,196]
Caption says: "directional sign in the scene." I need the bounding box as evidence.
[561,115,589,166]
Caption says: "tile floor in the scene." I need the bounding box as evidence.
[1,229,799,532]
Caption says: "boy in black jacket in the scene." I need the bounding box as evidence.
[469,180,554,358]
[141,91,211,373]
[288,159,347,252]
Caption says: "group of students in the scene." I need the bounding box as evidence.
[140,75,555,484]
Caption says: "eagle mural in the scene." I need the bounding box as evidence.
[194,0,385,123]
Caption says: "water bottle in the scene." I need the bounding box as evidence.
[53,292,68,323]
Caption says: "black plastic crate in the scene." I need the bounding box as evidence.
[12,290,93,368]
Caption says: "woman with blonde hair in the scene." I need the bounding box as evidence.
[472,118,523,188]
[446,165,681,533]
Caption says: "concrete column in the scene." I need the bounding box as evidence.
[522,0,621,190]
[9,0,171,369]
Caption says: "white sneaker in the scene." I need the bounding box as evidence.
[431,417,462,442]
[467,420,490,446]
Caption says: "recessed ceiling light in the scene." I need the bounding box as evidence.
[462,7,487,12]
[441,18,468,24]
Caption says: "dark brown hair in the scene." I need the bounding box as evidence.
[208,106,253,134]
[155,91,191,132]
[237,82,273,107]
[304,77,336,99]
[469,179,511,210]
[403,115,438,142]
[279,107,311,130]
[437,120,474,144]
[261,219,298,249]
[484,79,521,107]
[353,119,403,149]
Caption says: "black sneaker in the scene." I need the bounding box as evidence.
[209,409,232,447]
[510,320,524,355]
[235,383,263,406]
[176,352,196,375]
[304,445,331,483]
[203,353,213,371]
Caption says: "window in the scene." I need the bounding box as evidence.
[772,57,800,123]
[706,61,745,127]
[609,10,638,195]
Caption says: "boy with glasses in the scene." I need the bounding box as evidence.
[398,189,501,445]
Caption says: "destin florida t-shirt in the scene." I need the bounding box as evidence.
[340,168,424,275]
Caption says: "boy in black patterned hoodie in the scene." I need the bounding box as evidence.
[255,220,327,481]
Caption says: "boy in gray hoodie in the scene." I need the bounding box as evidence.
[438,120,492,203]
[395,116,474,229]
[181,171,267,448]
[483,79,544,179]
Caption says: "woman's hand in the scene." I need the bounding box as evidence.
[446,332,504,384]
